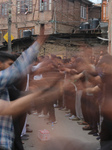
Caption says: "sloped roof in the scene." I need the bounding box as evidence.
[81,0,93,5]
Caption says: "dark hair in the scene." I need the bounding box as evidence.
[63,59,70,64]
[57,56,61,60]
[0,51,17,62]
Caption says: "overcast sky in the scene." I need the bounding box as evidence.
[89,0,102,3]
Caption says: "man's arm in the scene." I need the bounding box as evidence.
[0,90,43,116]
[70,72,84,81]
[84,85,101,94]
[84,72,102,86]
[0,80,62,116]
[0,34,47,90]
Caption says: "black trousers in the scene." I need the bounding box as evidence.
[100,117,112,150]
[100,118,112,141]
[12,115,25,150]
[81,93,99,130]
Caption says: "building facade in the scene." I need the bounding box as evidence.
[0,0,95,45]
[88,4,101,20]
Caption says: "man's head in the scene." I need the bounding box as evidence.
[97,54,112,75]
[70,56,77,63]
[0,52,17,70]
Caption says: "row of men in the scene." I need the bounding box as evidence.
[0,33,111,150]
[30,49,112,150]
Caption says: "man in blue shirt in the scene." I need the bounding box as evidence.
[0,35,45,150]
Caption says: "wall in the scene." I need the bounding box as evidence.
[89,6,101,19]
[0,0,53,44]
[0,0,93,47]
[54,0,89,33]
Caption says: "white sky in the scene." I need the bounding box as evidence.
[89,0,102,3]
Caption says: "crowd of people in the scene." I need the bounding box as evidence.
[27,47,112,150]
[0,33,111,150]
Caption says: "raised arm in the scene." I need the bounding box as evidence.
[0,34,47,90]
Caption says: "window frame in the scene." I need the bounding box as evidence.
[80,5,86,19]
[39,0,52,12]
[16,0,33,15]
[4,3,8,16]
[49,0,52,10]
[0,2,8,17]
[18,27,35,38]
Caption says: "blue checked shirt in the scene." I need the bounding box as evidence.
[0,41,40,150]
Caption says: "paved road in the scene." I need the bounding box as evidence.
[23,108,100,150]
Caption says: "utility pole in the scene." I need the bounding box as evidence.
[54,0,57,34]
[8,0,12,52]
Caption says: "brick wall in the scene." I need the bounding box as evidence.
[55,0,89,33]
[0,0,53,43]
[89,6,101,19]
[39,41,107,59]
[0,0,96,45]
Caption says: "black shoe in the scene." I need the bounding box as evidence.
[93,133,99,136]
[88,130,98,135]
[96,136,100,140]
[21,135,29,140]
[23,134,29,137]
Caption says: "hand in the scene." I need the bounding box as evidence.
[64,68,70,72]
[84,87,93,93]
[72,69,78,73]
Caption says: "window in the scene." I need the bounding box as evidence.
[39,0,52,12]
[1,3,8,16]
[81,6,86,19]
[44,0,47,11]
[21,0,25,13]
[0,3,8,16]
[1,4,4,16]
[18,27,34,38]
[39,0,44,11]
[49,0,52,10]
[25,0,33,12]
[4,3,8,15]
[17,1,21,14]
[17,0,33,14]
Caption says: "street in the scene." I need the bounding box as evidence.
[23,108,100,150]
